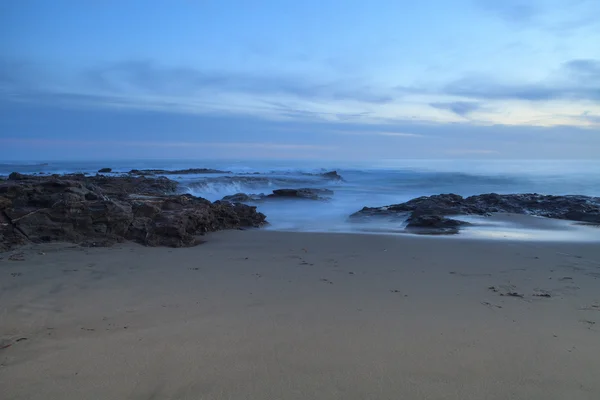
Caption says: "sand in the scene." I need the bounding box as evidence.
[1,230,600,399]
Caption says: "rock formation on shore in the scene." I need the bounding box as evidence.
[319,171,344,181]
[0,173,266,251]
[222,188,334,203]
[351,193,600,234]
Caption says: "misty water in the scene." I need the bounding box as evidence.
[3,159,599,240]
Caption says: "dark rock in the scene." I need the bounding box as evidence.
[8,172,27,181]
[268,188,334,200]
[351,193,600,225]
[320,171,344,181]
[405,215,470,235]
[129,168,230,175]
[97,168,112,173]
[221,193,265,203]
[0,173,267,251]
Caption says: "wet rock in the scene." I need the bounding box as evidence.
[129,168,230,175]
[268,188,334,200]
[97,168,112,173]
[320,170,344,181]
[351,193,600,225]
[221,193,265,203]
[8,172,27,181]
[221,188,335,203]
[0,173,267,251]
[405,215,470,235]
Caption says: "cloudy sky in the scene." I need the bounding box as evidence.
[1,0,599,160]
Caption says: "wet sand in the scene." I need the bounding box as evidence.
[1,231,600,399]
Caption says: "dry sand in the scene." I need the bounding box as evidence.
[1,230,600,399]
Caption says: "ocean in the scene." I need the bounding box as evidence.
[2,159,600,239]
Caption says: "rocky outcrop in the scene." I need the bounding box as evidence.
[320,171,344,181]
[98,168,112,173]
[0,174,266,251]
[129,168,230,175]
[350,193,600,234]
[268,188,333,200]
[405,215,471,235]
[221,188,334,203]
[222,193,265,203]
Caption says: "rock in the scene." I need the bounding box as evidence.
[221,188,334,203]
[0,173,267,251]
[129,168,230,175]
[405,215,470,235]
[221,188,335,203]
[8,172,27,181]
[97,168,112,173]
[221,193,265,203]
[320,171,344,181]
[268,188,334,200]
[351,193,600,224]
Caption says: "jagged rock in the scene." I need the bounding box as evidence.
[222,193,265,203]
[98,168,112,173]
[8,172,27,181]
[0,174,267,251]
[405,215,470,235]
[129,168,230,175]
[268,188,334,200]
[351,193,600,227]
[320,171,344,181]
[221,188,334,203]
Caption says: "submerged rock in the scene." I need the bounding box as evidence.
[221,193,265,203]
[268,188,334,200]
[97,168,112,173]
[222,188,334,203]
[351,192,600,234]
[320,170,344,181]
[0,173,266,251]
[405,215,471,235]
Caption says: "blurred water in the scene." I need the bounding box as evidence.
[2,159,599,235]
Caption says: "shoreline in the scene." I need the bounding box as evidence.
[2,230,600,399]
[2,172,599,252]
[262,212,600,242]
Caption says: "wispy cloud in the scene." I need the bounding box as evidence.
[86,60,394,104]
[476,0,537,25]
[443,59,600,102]
[445,149,499,155]
[430,101,482,117]
[0,138,334,151]
[475,0,600,32]
[324,129,423,138]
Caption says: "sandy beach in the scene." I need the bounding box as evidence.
[1,230,600,399]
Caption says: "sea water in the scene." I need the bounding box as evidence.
[2,159,599,239]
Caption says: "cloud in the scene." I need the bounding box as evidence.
[445,149,499,155]
[580,111,600,124]
[86,60,394,104]
[429,101,481,117]
[566,59,600,79]
[444,59,600,102]
[326,129,423,138]
[476,0,537,25]
[2,99,600,160]
[0,138,333,151]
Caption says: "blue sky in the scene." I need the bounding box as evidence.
[1,0,599,160]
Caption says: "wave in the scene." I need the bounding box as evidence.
[180,174,338,201]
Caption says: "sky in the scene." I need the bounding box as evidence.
[1,0,599,160]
